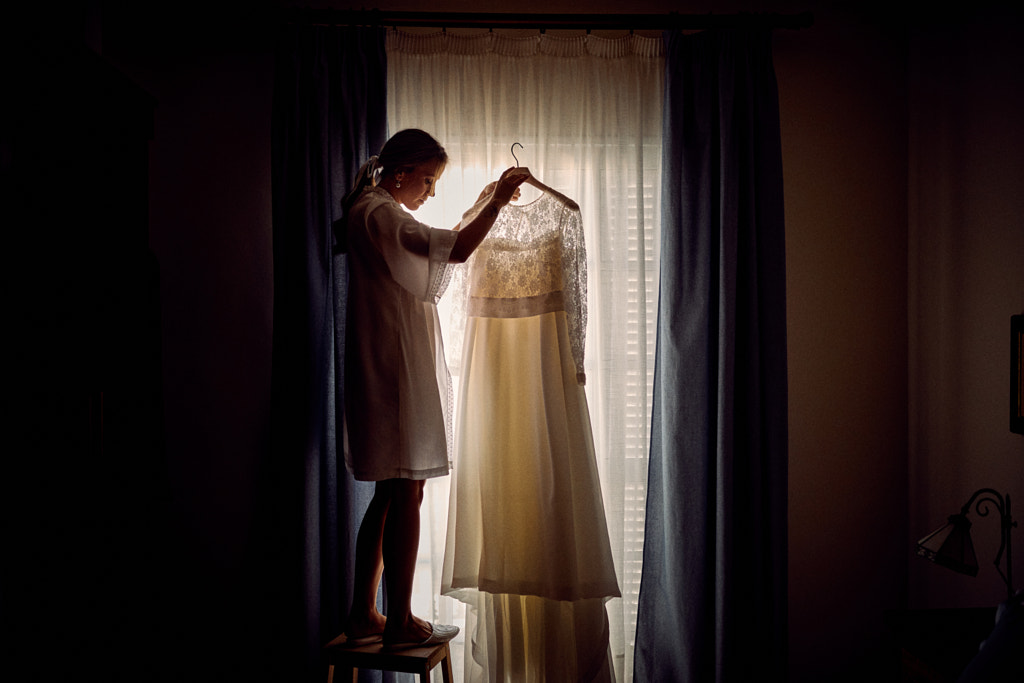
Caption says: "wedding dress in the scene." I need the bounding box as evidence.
[443,190,620,682]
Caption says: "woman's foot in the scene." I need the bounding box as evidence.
[345,610,386,643]
[382,613,430,645]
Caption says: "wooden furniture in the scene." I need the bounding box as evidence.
[324,634,454,683]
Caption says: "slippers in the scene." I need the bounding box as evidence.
[382,622,459,651]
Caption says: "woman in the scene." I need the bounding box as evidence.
[341,129,528,649]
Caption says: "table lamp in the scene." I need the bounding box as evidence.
[916,488,1016,600]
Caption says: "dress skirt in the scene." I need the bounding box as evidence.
[442,311,620,682]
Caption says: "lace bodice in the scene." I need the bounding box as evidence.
[450,191,587,383]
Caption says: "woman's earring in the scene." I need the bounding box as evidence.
[396,180,401,188]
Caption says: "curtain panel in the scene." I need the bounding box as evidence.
[635,28,788,683]
[268,25,387,682]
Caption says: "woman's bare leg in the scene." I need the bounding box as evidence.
[345,484,390,639]
[380,478,432,644]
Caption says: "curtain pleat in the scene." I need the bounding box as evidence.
[635,28,788,683]
[267,25,387,682]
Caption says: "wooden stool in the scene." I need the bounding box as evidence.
[324,634,453,683]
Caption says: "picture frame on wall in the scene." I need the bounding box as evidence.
[1013,314,1024,435]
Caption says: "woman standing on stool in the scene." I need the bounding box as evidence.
[341,129,527,649]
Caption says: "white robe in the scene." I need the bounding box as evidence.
[343,185,457,481]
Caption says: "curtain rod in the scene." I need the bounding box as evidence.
[283,8,814,32]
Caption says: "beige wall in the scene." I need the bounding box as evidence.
[907,10,1024,610]
[780,5,1024,679]
[777,9,910,679]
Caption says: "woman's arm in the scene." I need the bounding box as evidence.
[449,167,529,263]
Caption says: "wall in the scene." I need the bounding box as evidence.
[776,8,910,680]
[908,8,1024,611]
[94,1,1024,681]
[100,5,278,676]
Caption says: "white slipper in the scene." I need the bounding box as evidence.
[382,622,459,650]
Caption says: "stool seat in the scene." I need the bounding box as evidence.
[324,634,453,683]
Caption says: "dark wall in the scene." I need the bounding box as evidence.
[1,3,278,679]
[2,17,172,679]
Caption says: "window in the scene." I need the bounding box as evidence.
[388,30,663,682]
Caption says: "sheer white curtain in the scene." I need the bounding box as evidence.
[387,30,663,683]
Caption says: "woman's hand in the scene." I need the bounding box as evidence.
[451,168,532,262]
[478,167,530,205]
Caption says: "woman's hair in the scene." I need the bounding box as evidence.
[377,128,448,182]
[336,129,447,252]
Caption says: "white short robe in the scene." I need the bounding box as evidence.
[343,185,458,481]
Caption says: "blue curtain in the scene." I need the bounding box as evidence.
[267,25,387,682]
[635,28,788,683]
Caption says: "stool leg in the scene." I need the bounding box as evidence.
[441,649,453,683]
[326,663,356,683]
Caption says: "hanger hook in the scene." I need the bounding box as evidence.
[511,142,523,167]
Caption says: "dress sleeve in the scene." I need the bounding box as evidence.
[562,205,588,385]
[367,202,458,303]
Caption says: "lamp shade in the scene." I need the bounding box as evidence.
[916,513,979,577]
